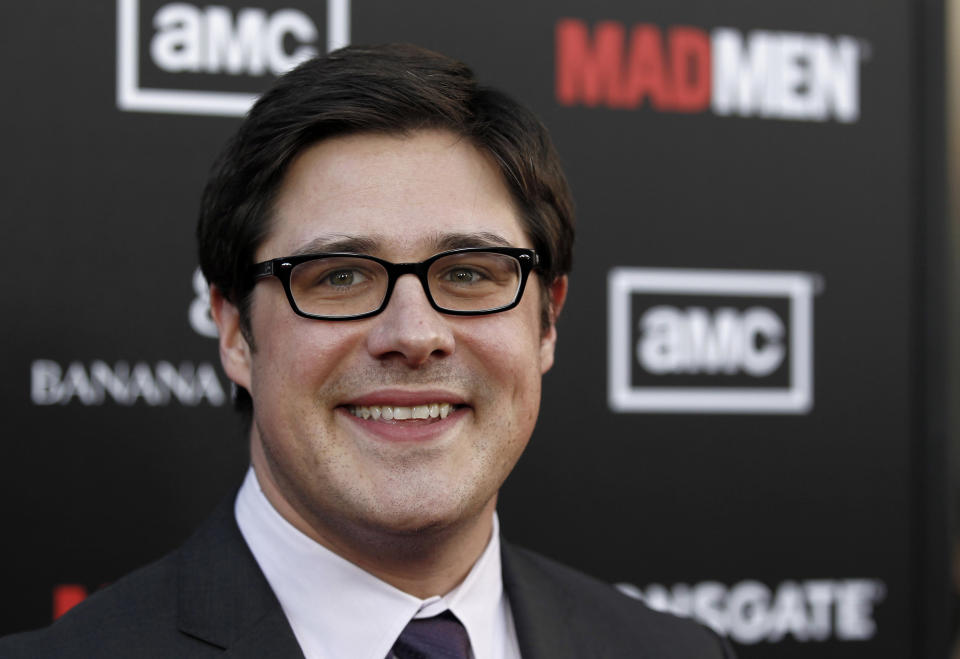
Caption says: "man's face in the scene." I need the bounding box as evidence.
[217,130,564,546]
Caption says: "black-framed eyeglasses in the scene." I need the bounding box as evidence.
[251,247,539,320]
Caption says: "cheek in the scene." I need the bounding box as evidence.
[463,316,544,375]
[460,313,544,418]
[249,296,364,401]
[465,286,545,359]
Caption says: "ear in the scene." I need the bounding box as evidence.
[539,275,568,374]
[209,285,252,392]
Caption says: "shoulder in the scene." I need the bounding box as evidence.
[0,553,202,659]
[0,496,248,659]
[502,543,736,658]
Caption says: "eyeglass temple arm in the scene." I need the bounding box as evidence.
[251,260,277,280]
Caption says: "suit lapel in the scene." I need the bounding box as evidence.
[501,541,591,659]
[175,495,305,658]
[223,607,306,659]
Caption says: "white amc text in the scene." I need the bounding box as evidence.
[637,305,785,377]
[151,4,318,76]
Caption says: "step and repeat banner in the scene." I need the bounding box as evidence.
[1,1,947,657]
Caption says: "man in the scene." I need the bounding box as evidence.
[0,45,734,658]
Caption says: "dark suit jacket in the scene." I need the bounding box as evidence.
[0,497,735,658]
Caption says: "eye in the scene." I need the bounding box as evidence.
[444,267,486,284]
[325,269,365,287]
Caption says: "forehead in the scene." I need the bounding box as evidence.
[259,129,528,261]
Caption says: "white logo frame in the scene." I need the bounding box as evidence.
[608,268,816,414]
[116,0,350,116]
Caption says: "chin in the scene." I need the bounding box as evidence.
[364,485,485,536]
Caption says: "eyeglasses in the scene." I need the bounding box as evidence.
[251,247,539,320]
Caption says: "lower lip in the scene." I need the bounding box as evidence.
[337,406,468,442]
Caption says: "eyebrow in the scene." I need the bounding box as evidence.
[289,235,379,256]
[288,231,514,257]
[434,231,513,251]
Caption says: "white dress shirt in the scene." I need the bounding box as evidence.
[235,467,521,659]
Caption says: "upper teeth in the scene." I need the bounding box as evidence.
[349,403,452,420]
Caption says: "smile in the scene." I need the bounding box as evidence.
[348,403,454,421]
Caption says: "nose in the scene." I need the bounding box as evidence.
[365,274,455,366]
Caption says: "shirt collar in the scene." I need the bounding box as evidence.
[234,467,508,659]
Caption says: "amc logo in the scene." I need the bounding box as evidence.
[608,268,817,414]
[116,0,351,116]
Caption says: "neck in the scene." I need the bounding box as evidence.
[249,445,496,600]
[322,500,497,599]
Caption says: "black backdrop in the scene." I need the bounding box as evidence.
[1,1,949,657]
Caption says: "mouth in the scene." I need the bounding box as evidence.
[346,403,458,421]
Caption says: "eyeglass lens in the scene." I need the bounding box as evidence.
[288,251,524,317]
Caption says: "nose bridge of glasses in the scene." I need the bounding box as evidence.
[385,261,435,305]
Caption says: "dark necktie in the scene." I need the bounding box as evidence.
[389,610,472,659]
